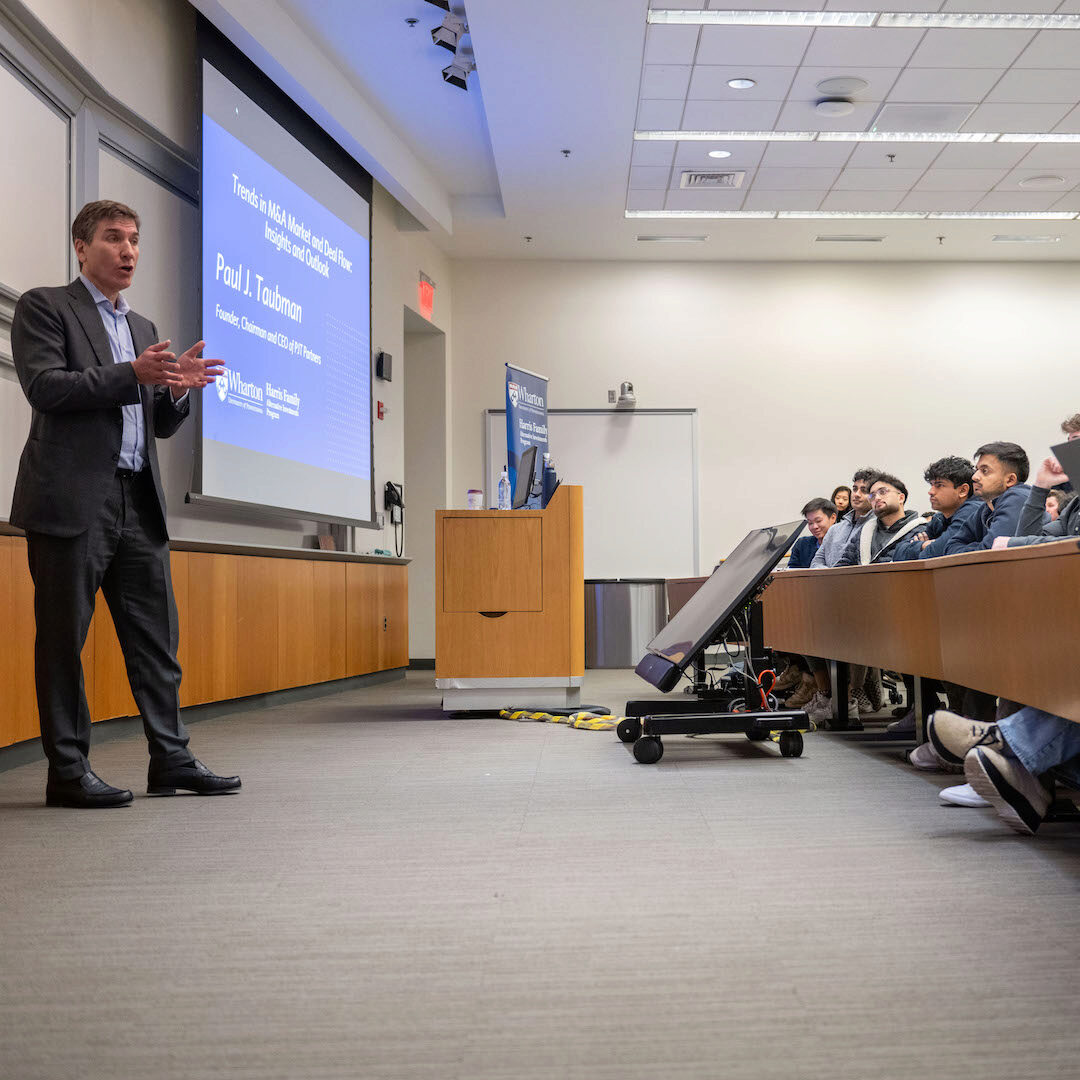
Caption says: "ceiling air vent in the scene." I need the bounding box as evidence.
[679,170,746,189]
[815,234,885,243]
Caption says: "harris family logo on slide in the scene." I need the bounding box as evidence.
[216,374,228,403]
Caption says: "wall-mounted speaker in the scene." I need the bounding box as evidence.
[375,351,392,381]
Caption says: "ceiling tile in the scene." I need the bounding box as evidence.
[681,99,783,129]
[629,166,674,190]
[897,191,982,211]
[887,67,1002,104]
[626,190,667,212]
[1018,143,1080,170]
[788,66,900,103]
[996,168,1080,192]
[1051,189,1080,210]
[696,25,812,66]
[975,191,1068,211]
[641,65,693,99]
[846,142,942,168]
[775,99,881,132]
[819,190,904,212]
[964,102,1072,133]
[931,143,1034,169]
[664,187,748,210]
[636,99,686,128]
[742,189,828,211]
[914,167,1010,191]
[687,66,797,101]
[833,167,927,191]
[674,141,766,168]
[753,166,843,190]
[631,141,676,167]
[644,25,700,66]
[1007,30,1077,69]
[1053,106,1080,134]
[1056,0,1080,12]
[803,28,923,68]
[909,30,1036,69]
[985,70,1080,105]
[761,140,855,166]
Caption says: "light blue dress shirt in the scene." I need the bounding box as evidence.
[79,273,186,471]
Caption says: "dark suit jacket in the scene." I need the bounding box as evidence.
[10,278,189,537]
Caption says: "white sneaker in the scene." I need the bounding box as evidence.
[805,692,832,723]
[939,783,991,808]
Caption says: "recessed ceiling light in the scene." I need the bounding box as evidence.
[727,78,756,90]
[928,211,1077,220]
[992,235,1061,243]
[708,149,732,159]
[646,10,1080,31]
[819,131,997,143]
[877,12,1080,30]
[626,209,1080,221]
[648,10,875,27]
[625,210,778,219]
[780,211,927,220]
[636,234,708,243]
[816,235,885,243]
[1018,174,1067,189]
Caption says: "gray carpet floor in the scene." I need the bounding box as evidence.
[2,669,1079,1080]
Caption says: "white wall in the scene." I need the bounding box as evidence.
[450,259,1080,567]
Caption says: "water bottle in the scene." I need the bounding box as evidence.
[498,466,511,510]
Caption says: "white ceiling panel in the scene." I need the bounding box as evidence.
[931,142,1035,169]
[696,26,813,67]
[909,30,1036,70]
[976,191,1069,211]
[819,190,904,211]
[775,99,881,132]
[833,167,928,190]
[1014,29,1080,69]
[803,28,923,68]
[986,69,1080,105]
[688,66,797,101]
[887,67,1002,103]
[964,102,1072,132]
[742,189,828,210]
[681,99,783,129]
[674,141,767,167]
[1052,189,1080,209]
[788,66,900,103]
[637,99,687,128]
[641,65,693,99]
[761,140,855,166]
[644,24,700,66]
[913,167,1010,191]
[664,187,747,210]
[753,166,844,190]
[629,165,674,190]
[846,141,942,168]
[1019,143,1080,169]
[897,191,983,211]
[1053,105,1080,133]
[626,189,667,212]
[631,140,676,166]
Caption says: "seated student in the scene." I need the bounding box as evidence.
[811,469,879,568]
[893,455,981,561]
[1056,412,1079,493]
[835,474,923,566]
[1046,489,1073,521]
[993,428,1080,549]
[942,442,1032,554]
[830,485,851,516]
[788,498,837,568]
[928,707,1080,835]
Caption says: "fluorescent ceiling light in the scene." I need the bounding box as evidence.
[637,131,1002,144]
[928,211,1078,220]
[627,209,1080,221]
[778,211,927,219]
[815,235,885,243]
[634,130,816,142]
[998,133,1080,143]
[819,131,997,143]
[992,235,1061,243]
[647,10,1080,31]
[636,234,709,242]
[625,210,778,219]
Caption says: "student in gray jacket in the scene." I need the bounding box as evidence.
[810,467,880,568]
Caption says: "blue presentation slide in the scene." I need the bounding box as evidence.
[201,116,371,479]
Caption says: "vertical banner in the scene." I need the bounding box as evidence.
[505,364,549,509]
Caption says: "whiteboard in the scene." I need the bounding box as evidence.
[486,409,698,579]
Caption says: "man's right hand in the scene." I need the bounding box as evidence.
[131,340,180,387]
[1035,455,1068,489]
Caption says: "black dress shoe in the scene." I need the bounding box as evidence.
[147,758,241,796]
[45,770,134,808]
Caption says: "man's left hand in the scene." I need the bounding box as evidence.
[169,340,225,398]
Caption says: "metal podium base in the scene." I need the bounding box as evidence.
[436,676,583,712]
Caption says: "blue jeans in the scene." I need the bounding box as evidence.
[998,707,1080,788]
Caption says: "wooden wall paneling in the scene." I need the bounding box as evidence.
[91,594,138,721]
[441,517,543,612]
[313,561,348,684]
[236,557,283,697]
[346,562,380,676]
[277,558,316,690]
[177,552,239,707]
[380,565,409,670]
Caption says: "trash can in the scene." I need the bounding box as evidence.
[584,579,667,669]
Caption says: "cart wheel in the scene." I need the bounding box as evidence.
[779,730,804,758]
[746,728,769,742]
[633,737,664,764]
[617,718,642,744]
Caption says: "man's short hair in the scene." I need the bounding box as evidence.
[1049,488,1075,507]
[973,441,1030,484]
[851,467,882,488]
[1061,413,1080,436]
[801,497,838,518]
[71,200,140,251]
[871,472,908,499]
[923,455,974,492]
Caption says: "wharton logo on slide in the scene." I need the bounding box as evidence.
[216,374,228,403]
[216,368,265,415]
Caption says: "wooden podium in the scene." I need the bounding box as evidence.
[435,485,585,710]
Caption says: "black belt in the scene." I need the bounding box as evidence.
[115,467,148,479]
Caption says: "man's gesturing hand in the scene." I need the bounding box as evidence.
[169,340,226,399]
[1035,455,1068,490]
[132,340,180,387]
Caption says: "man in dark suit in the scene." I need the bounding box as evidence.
[11,199,241,807]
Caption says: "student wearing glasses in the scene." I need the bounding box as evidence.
[835,474,923,567]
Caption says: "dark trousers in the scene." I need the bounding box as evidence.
[26,470,193,779]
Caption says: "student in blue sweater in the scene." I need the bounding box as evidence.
[788,497,838,569]
[893,455,982,562]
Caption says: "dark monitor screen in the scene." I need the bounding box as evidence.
[513,445,538,509]
[635,519,806,692]
[1050,440,1080,488]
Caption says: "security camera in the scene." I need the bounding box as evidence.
[616,381,637,409]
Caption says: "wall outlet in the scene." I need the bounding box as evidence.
[376,511,386,529]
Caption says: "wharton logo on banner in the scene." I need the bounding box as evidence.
[505,363,549,509]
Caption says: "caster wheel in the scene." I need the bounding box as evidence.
[779,730,804,758]
[633,737,664,764]
[617,718,642,744]
[746,728,769,742]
